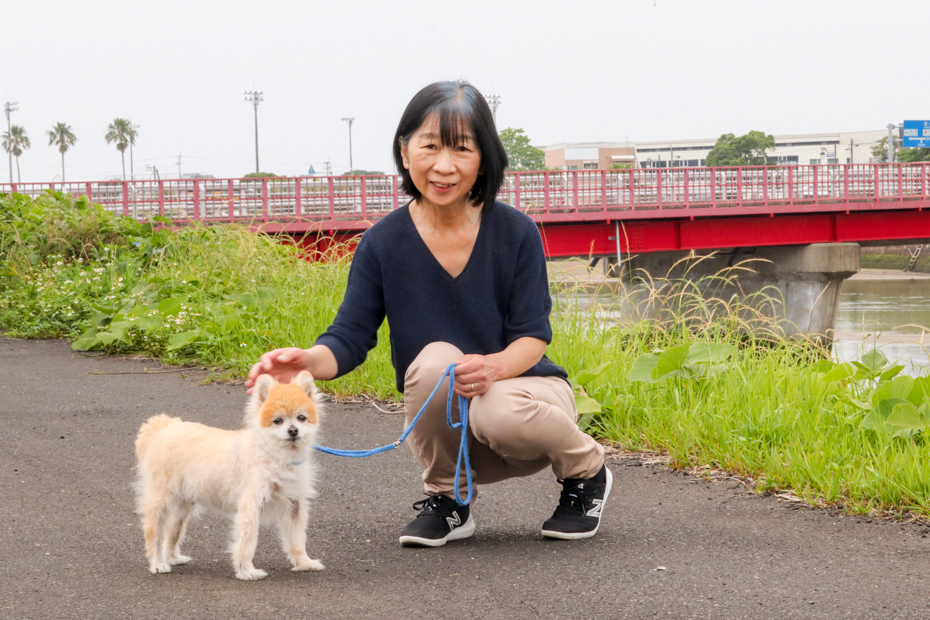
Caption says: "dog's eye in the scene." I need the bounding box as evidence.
[272,418,284,425]
[297,415,307,422]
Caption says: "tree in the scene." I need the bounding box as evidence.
[341,169,384,176]
[705,131,775,166]
[2,125,31,183]
[498,127,544,171]
[898,148,930,163]
[242,171,278,178]
[870,136,900,163]
[47,122,78,182]
[105,118,137,180]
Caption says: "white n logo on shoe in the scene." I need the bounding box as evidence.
[586,499,604,518]
[446,511,462,530]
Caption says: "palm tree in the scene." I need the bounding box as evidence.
[2,125,31,183]
[47,122,78,182]
[104,118,136,180]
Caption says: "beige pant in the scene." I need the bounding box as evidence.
[403,342,605,498]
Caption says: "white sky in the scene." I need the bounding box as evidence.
[2,0,926,183]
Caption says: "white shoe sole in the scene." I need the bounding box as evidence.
[541,466,613,540]
[399,514,476,547]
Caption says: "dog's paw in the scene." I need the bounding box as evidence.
[292,556,325,572]
[170,555,193,565]
[235,567,268,581]
[150,562,172,574]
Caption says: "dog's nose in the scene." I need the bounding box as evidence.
[288,426,299,438]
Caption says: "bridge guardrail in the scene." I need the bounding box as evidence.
[2,163,928,229]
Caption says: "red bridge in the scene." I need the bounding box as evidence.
[5,163,930,258]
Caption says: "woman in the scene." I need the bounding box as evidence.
[246,81,610,547]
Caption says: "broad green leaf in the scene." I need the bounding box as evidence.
[158,297,184,317]
[871,376,916,407]
[166,329,201,351]
[886,402,924,432]
[860,348,889,374]
[72,327,100,351]
[95,331,122,346]
[628,353,661,383]
[574,362,610,387]
[685,343,735,365]
[823,363,856,383]
[654,343,691,380]
[574,394,602,415]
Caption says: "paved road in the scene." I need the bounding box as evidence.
[2,337,929,619]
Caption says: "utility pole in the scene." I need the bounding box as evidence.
[177,155,182,179]
[341,117,354,173]
[244,90,264,174]
[3,101,18,184]
[887,123,896,163]
[485,94,501,126]
[324,159,332,176]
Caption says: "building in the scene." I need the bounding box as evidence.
[541,130,887,170]
[542,142,636,170]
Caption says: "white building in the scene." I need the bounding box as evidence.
[634,130,886,168]
[540,130,888,170]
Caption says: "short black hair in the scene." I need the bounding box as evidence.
[392,81,508,213]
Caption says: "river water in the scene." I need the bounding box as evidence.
[833,272,930,373]
[550,262,930,375]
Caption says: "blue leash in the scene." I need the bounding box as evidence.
[314,363,474,506]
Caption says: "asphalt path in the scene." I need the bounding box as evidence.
[2,337,930,619]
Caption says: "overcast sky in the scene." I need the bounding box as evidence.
[2,0,926,183]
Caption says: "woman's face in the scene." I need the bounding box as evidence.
[400,113,482,211]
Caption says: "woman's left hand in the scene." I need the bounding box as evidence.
[453,354,502,397]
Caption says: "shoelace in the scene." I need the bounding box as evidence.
[556,480,589,511]
[411,496,449,516]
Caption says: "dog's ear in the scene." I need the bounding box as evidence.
[294,371,316,397]
[252,374,276,406]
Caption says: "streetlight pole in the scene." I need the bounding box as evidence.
[129,122,140,180]
[341,117,355,173]
[244,91,264,174]
[485,94,501,126]
[3,101,18,184]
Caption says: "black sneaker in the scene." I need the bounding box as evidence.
[399,495,475,547]
[541,464,612,540]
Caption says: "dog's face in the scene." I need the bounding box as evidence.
[249,371,320,449]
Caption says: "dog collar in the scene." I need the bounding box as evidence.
[288,460,305,466]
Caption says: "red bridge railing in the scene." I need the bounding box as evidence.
[2,163,929,231]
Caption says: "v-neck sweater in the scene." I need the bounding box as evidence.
[314,201,567,393]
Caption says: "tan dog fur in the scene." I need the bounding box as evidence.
[134,371,323,580]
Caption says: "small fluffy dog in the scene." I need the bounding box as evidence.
[134,371,324,580]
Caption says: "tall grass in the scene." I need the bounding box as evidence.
[6,191,930,518]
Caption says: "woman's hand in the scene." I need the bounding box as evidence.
[453,337,548,398]
[246,347,318,393]
[452,353,502,398]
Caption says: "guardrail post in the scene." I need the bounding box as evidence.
[571,170,579,210]
[227,179,235,223]
[122,182,129,217]
[628,169,635,209]
[514,172,521,210]
[193,180,201,221]
[360,176,367,218]
[261,178,269,221]
[327,176,335,220]
[295,177,302,218]
[656,169,663,210]
[543,171,551,214]
[600,170,608,213]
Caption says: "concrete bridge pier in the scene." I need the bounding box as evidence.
[603,243,860,343]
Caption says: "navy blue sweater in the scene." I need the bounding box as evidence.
[314,201,567,393]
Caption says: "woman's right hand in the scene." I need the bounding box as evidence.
[245,348,313,393]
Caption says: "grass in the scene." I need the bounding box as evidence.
[5,190,930,519]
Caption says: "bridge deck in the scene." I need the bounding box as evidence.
[4,163,929,256]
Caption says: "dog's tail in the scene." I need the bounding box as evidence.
[135,414,181,459]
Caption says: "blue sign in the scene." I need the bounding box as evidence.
[903,120,930,148]
[308,165,316,175]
